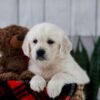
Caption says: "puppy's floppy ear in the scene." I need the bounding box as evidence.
[60,34,72,57]
[22,34,31,57]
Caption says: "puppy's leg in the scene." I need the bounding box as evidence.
[47,72,79,98]
[30,75,46,92]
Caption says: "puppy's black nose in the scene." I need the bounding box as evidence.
[37,49,45,57]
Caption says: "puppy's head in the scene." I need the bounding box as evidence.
[22,23,72,64]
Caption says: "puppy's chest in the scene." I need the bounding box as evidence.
[41,67,59,80]
[29,61,63,80]
[31,66,61,80]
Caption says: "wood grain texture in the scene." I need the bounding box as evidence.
[45,0,71,35]
[0,0,18,27]
[19,0,44,28]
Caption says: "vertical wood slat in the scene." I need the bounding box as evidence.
[0,0,99,36]
[19,0,44,28]
[45,0,71,35]
[70,0,96,36]
[18,0,99,36]
[97,0,100,36]
[0,0,18,28]
[16,0,20,25]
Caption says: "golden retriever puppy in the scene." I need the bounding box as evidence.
[22,23,90,98]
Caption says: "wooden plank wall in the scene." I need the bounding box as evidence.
[0,0,99,36]
[18,0,99,36]
[0,0,98,55]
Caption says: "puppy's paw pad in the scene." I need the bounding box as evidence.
[30,75,46,92]
[47,80,62,98]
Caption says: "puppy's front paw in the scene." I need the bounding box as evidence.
[30,75,46,92]
[47,80,63,98]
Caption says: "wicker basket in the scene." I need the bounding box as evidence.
[71,85,84,100]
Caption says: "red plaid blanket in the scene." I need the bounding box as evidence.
[0,80,77,100]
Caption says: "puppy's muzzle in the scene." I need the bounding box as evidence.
[36,49,46,60]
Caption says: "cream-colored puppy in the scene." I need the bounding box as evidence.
[22,23,90,98]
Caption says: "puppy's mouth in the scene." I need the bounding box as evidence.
[36,56,47,61]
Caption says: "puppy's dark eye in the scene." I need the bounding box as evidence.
[33,39,38,44]
[47,39,54,45]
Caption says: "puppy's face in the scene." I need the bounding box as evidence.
[22,23,72,65]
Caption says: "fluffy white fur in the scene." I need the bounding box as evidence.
[22,23,90,98]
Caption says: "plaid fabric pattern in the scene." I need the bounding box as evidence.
[0,80,77,100]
